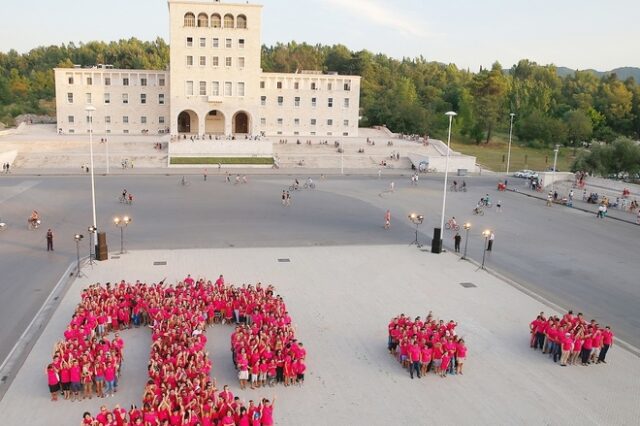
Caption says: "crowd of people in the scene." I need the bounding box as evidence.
[46,276,294,425]
[529,310,614,366]
[387,313,467,379]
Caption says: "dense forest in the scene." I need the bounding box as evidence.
[1,39,639,153]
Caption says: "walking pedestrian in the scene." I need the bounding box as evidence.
[203,168,207,181]
[546,192,553,207]
[487,232,494,251]
[389,181,395,192]
[496,200,502,212]
[384,210,391,229]
[285,191,291,206]
[378,169,382,179]
[46,228,54,251]
[281,190,286,206]
[454,232,461,252]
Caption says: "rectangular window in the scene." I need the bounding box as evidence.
[200,56,206,66]
[237,82,245,97]
[159,116,165,124]
[225,38,232,48]
[140,94,147,104]
[186,81,194,96]
[105,116,111,124]
[212,56,219,67]
[344,80,351,91]
[158,94,165,104]
[141,116,147,124]
[277,96,283,106]
[344,119,349,126]
[310,131,316,136]
[260,117,266,125]
[159,77,165,86]
[311,82,317,90]
[328,98,333,108]
[343,132,349,136]
[123,116,129,124]
[68,76,74,85]
[260,81,265,89]
[238,39,245,48]
[224,82,232,96]
[186,37,193,47]
[212,38,219,48]
[199,37,206,47]
[67,93,73,103]
[311,97,317,107]
[104,77,111,86]
[238,57,245,68]
[327,119,333,126]
[294,96,300,107]
[199,81,207,96]
[104,93,110,104]
[86,93,92,103]
[277,118,283,125]
[344,98,350,108]
[86,115,91,124]
[328,82,332,91]
[86,77,92,85]
[310,118,316,125]
[294,118,300,126]
[123,129,129,134]
[211,81,220,96]
[187,56,193,66]
[141,77,147,86]
[123,77,129,86]
[122,93,128,104]
[260,96,266,106]
[277,81,283,89]
[68,115,74,123]
[225,57,232,67]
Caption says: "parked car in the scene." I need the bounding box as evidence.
[514,169,538,179]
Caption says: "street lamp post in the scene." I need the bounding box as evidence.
[462,222,471,260]
[74,234,84,276]
[408,213,424,247]
[113,216,131,254]
[87,226,97,264]
[552,144,559,192]
[506,113,515,175]
[434,111,457,253]
[85,105,98,242]
[481,229,490,269]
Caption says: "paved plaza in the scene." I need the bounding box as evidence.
[0,246,638,425]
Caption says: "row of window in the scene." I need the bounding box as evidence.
[260,118,350,127]
[186,37,245,49]
[68,115,166,125]
[67,93,166,105]
[67,76,166,87]
[260,96,350,108]
[186,55,245,68]
[185,81,245,97]
[184,13,247,29]
[259,80,351,91]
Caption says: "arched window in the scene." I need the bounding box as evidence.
[224,14,234,28]
[197,13,208,27]
[211,13,221,28]
[184,12,195,27]
[237,15,247,29]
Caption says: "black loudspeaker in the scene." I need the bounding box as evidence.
[431,228,443,253]
[95,231,108,261]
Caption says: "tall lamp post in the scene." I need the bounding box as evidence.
[462,222,471,260]
[74,234,84,276]
[113,216,131,254]
[408,213,424,247]
[434,111,457,253]
[87,225,97,264]
[552,144,559,192]
[506,113,515,175]
[85,105,98,242]
[481,229,490,269]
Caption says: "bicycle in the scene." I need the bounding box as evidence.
[472,207,485,216]
[118,195,132,205]
[444,221,460,231]
[304,182,316,189]
[449,185,458,192]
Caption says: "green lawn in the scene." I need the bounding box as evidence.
[451,134,574,173]
[170,157,274,165]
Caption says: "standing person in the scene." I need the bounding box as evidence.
[547,192,553,206]
[384,210,391,229]
[487,232,494,252]
[389,181,395,192]
[46,228,54,251]
[454,232,461,253]
[496,200,502,212]
[46,364,60,401]
[378,169,382,179]
[203,168,207,181]
[598,326,614,363]
[281,190,286,206]
[285,191,291,207]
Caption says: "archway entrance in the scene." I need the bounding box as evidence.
[233,111,249,134]
[177,110,199,134]
[205,110,225,135]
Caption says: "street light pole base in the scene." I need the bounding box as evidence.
[431,228,443,253]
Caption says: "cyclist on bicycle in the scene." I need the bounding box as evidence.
[461,180,467,190]
[452,180,458,191]
[483,194,490,206]
[448,216,457,228]
[307,177,313,187]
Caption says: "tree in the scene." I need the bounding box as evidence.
[470,62,508,143]
[564,109,592,149]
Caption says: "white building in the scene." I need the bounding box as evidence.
[54,0,360,138]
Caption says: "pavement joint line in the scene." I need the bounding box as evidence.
[450,249,640,358]
[0,258,79,402]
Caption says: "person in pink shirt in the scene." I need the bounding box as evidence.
[559,332,574,366]
[260,397,275,426]
[598,326,614,363]
[440,353,451,378]
[46,363,60,401]
[408,339,421,379]
[455,339,467,375]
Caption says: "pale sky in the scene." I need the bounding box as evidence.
[0,0,637,71]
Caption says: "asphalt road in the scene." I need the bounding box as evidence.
[0,173,638,366]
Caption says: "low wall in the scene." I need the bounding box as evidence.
[537,172,574,188]
[169,140,273,157]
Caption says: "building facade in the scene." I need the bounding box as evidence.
[54,0,360,137]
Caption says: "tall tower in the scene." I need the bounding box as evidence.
[168,0,263,136]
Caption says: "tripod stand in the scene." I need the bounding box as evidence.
[74,234,86,278]
[408,214,424,248]
[87,228,96,266]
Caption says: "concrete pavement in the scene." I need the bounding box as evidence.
[0,246,638,425]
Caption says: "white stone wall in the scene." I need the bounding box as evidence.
[54,68,170,135]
